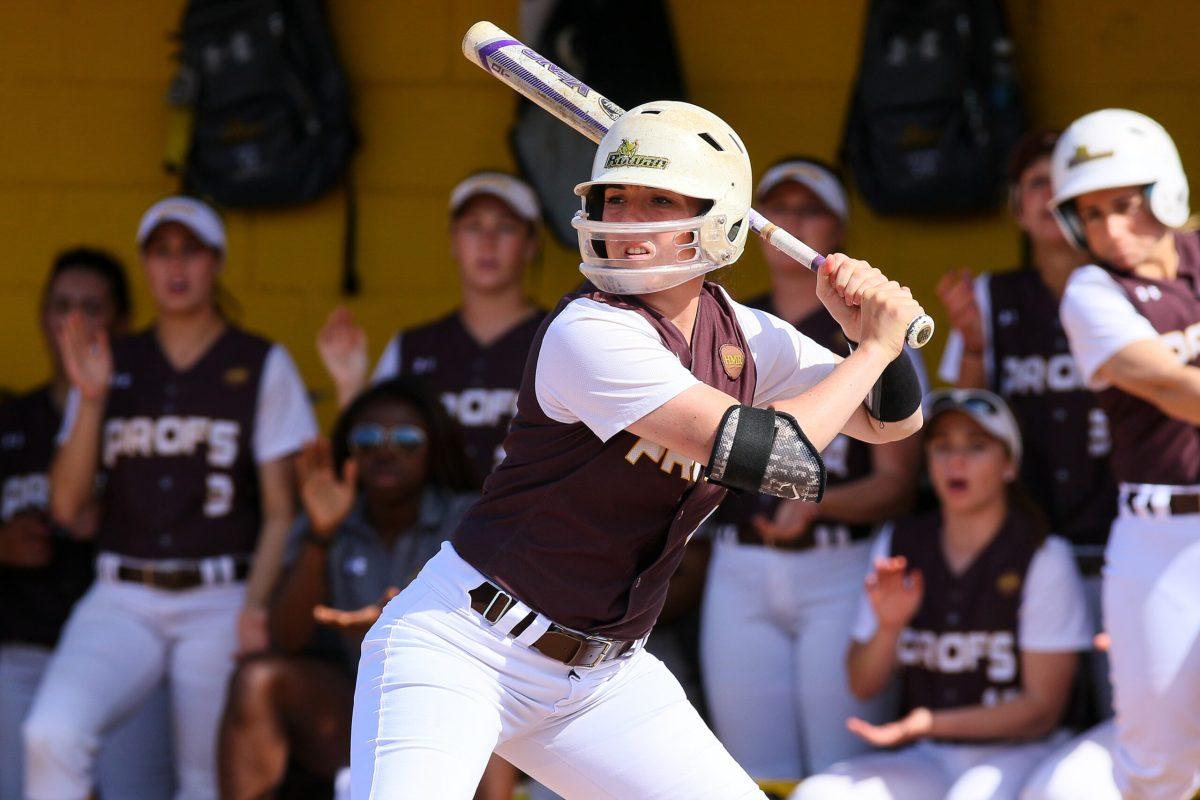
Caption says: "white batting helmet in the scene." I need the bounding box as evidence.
[571,101,752,295]
[1049,109,1189,249]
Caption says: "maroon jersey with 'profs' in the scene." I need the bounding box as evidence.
[99,327,270,559]
[379,311,545,485]
[453,283,757,640]
[1098,233,1200,485]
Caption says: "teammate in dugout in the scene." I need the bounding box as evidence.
[349,101,927,799]
[1029,109,1200,800]
[23,197,318,800]
[318,171,546,485]
[1,250,173,800]
[794,389,1091,800]
[702,157,925,780]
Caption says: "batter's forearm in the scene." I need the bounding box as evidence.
[773,344,895,452]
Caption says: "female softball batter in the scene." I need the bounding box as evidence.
[1049,109,1200,800]
[350,101,927,799]
[23,197,317,800]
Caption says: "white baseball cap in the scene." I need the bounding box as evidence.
[136,196,226,253]
[755,158,849,223]
[924,388,1023,468]
[449,172,541,223]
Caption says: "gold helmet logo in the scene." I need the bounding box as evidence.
[604,139,670,170]
[1067,145,1115,168]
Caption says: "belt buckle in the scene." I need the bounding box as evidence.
[482,588,515,624]
[577,635,614,668]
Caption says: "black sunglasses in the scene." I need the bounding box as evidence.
[347,423,428,454]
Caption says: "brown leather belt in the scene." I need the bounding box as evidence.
[1124,492,1200,517]
[468,583,638,669]
[116,561,250,591]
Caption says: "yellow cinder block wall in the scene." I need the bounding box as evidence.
[2,1,1198,427]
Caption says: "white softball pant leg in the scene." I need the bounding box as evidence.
[702,540,885,779]
[23,580,241,800]
[1,642,176,800]
[1019,720,1120,800]
[1103,512,1200,800]
[351,542,766,800]
[792,733,1069,800]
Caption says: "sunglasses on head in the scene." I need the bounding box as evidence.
[347,423,428,454]
[929,394,1001,418]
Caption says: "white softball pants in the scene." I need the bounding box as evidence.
[791,731,1069,800]
[701,538,890,780]
[1019,719,1120,800]
[350,542,767,800]
[22,577,243,800]
[1102,508,1200,800]
[1,642,175,800]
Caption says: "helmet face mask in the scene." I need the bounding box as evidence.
[573,101,752,295]
[1050,109,1189,251]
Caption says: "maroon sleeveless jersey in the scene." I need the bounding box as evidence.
[714,295,872,549]
[1098,233,1200,485]
[452,283,757,640]
[99,327,271,559]
[986,270,1116,552]
[388,311,545,484]
[890,511,1041,719]
[0,387,95,646]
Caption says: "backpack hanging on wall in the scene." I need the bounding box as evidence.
[841,0,1024,215]
[511,0,687,245]
[168,0,356,207]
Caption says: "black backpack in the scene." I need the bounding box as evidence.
[510,0,687,245]
[841,0,1024,215]
[170,0,355,207]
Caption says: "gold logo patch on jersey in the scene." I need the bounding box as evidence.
[996,571,1022,596]
[1067,145,1115,168]
[224,367,250,385]
[719,344,745,381]
[604,139,670,170]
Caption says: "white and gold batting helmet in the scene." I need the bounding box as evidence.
[571,101,752,295]
[1049,109,1189,249]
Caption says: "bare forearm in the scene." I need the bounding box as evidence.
[953,351,987,390]
[245,515,292,609]
[334,377,366,411]
[815,472,916,524]
[49,399,103,527]
[269,543,330,652]
[1151,367,1200,424]
[774,344,895,452]
[928,694,1062,741]
[847,628,903,700]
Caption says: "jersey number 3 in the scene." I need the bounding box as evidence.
[204,473,234,517]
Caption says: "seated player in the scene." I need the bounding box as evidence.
[793,389,1092,800]
[218,378,476,799]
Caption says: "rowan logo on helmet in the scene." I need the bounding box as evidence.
[604,139,670,170]
[1067,145,1115,168]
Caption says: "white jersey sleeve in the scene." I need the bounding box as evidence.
[1018,535,1093,652]
[253,344,319,463]
[370,332,402,384]
[937,273,993,385]
[850,523,894,643]
[534,299,701,442]
[1060,265,1159,389]
[722,291,841,407]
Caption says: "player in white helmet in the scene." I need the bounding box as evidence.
[348,100,927,799]
[1029,109,1200,800]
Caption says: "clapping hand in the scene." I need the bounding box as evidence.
[313,586,400,641]
[56,311,112,402]
[751,499,821,545]
[936,268,984,354]
[847,707,933,748]
[316,306,369,404]
[296,437,358,540]
[865,555,924,632]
